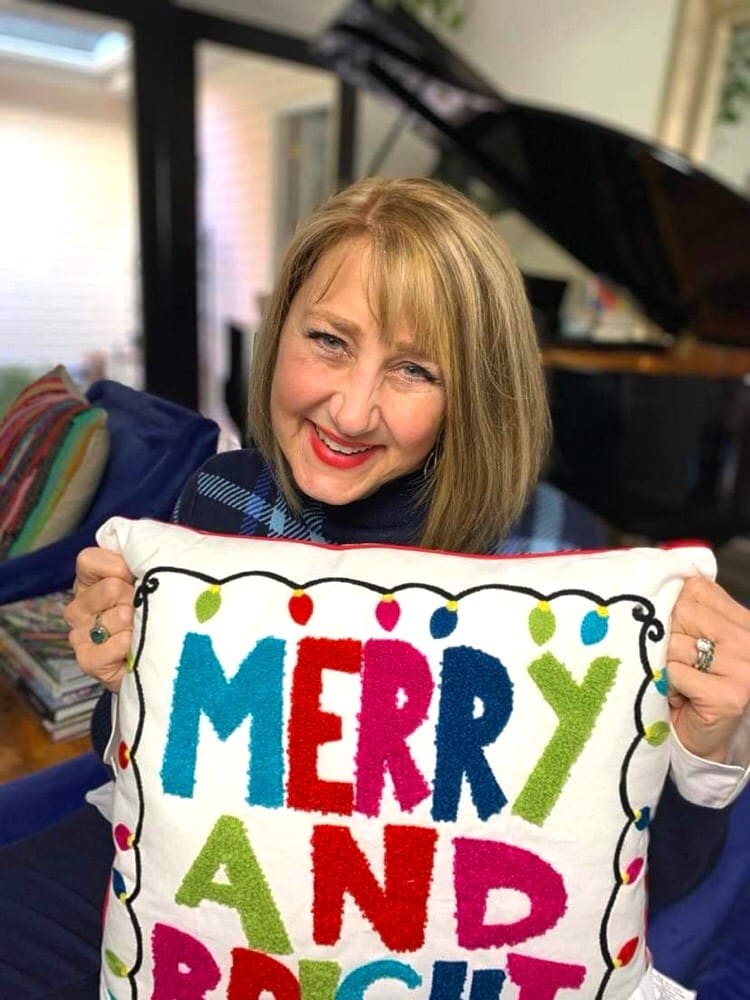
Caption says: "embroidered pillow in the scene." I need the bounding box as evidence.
[98,516,715,1000]
[0,365,109,557]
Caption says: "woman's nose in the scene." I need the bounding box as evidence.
[329,372,381,438]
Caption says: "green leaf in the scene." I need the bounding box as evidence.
[528,601,556,645]
[195,585,221,623]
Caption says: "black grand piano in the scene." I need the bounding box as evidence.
[313,0,750,546]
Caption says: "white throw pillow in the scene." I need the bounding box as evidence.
[97,516,714,1000]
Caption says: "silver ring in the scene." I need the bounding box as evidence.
[89,612,110,645]
[695,636,715,672]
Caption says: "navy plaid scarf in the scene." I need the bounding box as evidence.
[173,448,603,553]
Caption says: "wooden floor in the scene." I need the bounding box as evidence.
[0,677,90,782]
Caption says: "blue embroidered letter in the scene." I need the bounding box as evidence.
[433,645,513,822]
[161,632,285,806]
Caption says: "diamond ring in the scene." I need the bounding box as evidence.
[695,636,715,673]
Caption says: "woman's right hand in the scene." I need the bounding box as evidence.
[63,547,136,693]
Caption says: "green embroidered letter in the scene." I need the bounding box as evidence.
[175,814,292,954]
[513,653,619,825]
[300,960,341,999]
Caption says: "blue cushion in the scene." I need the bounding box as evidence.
[0,751,110,846]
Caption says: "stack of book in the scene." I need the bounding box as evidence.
[0,591,101,741]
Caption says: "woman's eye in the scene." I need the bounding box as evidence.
[399,361,439,384]
[308,330,345,351]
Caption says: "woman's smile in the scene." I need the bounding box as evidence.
[308,421,380,469]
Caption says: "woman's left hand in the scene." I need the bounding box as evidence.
[667,575,750,763]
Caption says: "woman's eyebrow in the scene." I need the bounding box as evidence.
[395,340,436,359]
[307,309,361,336]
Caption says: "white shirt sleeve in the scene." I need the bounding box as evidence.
[669,717,750,807]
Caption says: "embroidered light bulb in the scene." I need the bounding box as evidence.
[288,589,313,625]
[614,937,638,967]
[105,950,129,978]
[529,600,556,645]
[652,668,668,695]
[430,600,458,638]
[114,823,134,851]
[634,806,651,830]
[112,868,128,901]
[581,606,609,645]
[644,721,670,746]
[375,594,400,632]
[195,584,221,623]
[621,857,644,884]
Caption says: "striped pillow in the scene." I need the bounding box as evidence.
[0,365,109,558]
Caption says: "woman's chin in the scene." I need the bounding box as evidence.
[299,476,378,506]
[291,461,385,506]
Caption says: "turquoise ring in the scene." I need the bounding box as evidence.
[89,612,110,645]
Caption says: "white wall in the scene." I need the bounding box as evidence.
[439,0,681,140]
[0,67,138,378]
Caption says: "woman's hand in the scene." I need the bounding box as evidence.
[667,575,750,763]
[63,547,135,693]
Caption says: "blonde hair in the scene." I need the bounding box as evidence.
[249,176,550,554]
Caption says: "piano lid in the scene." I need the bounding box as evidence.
[313,0,750,346]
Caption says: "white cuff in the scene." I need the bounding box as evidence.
[669,728,750,807]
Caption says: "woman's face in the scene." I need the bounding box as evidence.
[270,239,446,506]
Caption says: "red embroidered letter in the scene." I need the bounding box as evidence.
[228,949,300,999]
[287,638,361,815]
[312,823,437,952]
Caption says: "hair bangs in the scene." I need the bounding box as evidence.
[366,235,454,374]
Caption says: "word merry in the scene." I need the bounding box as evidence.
[161,635,618,826]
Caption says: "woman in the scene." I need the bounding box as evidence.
[5,177,749,996]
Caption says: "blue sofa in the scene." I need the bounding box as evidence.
[647,786,750,997]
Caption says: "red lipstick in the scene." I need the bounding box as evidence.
[307,422,376,469]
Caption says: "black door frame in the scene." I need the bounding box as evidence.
[33,0,356,408]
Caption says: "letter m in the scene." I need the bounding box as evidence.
[160,632,285,807]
